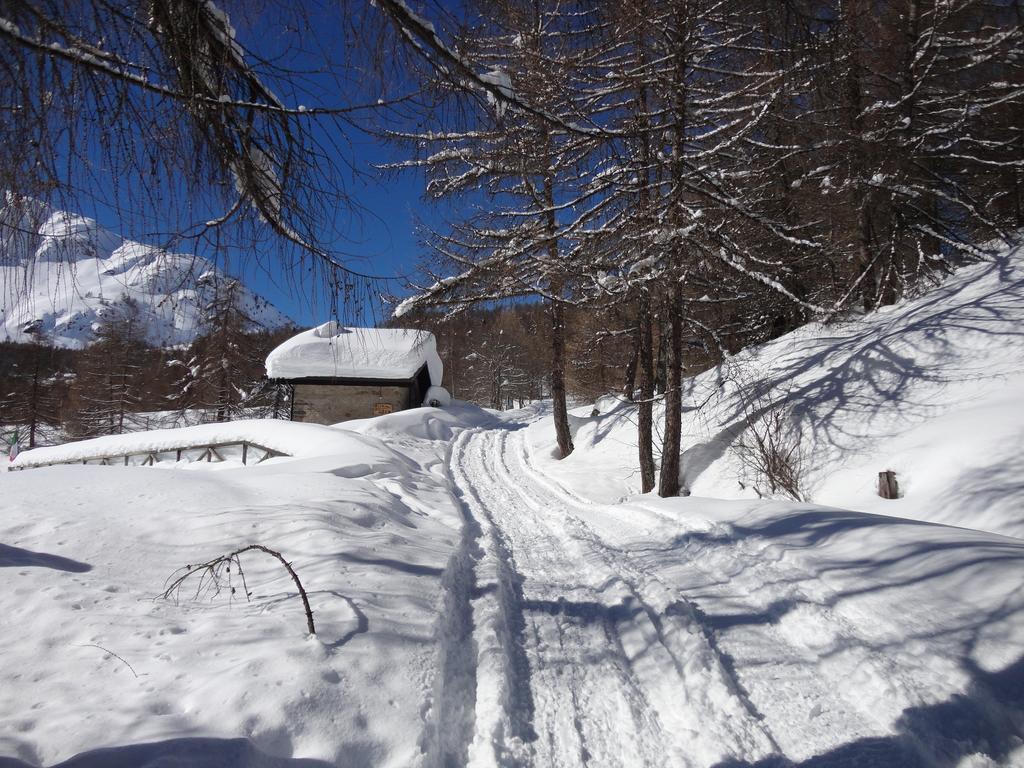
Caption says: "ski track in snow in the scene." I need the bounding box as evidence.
[513,434,920,764]
[434,419,1013,768]
[441,425,783,768]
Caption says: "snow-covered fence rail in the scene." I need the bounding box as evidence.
[6,419,383,473]
[9,439,287,471]
[1,420,335,472]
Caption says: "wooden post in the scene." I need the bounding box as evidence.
[878,470,899,499]
[242,443,248,465]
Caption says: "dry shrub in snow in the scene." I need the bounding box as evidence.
[162,544,316,636]
[733,406,807,502]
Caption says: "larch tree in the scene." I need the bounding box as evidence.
[389,0,608,458]
[574,0,823,495]
[71,296,149,437]
[191,276,261,422]
[0,326,64,447]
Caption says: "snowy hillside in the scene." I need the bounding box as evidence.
[543,239,1024,539]
[3,404,1021,767]
[0,197,291,348]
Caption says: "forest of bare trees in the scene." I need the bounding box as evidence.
[392,0,1023,495]
[0,0,1020,496]
[0,301,294,446]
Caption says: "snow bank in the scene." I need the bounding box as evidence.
[343,401,496,442]
[530,241,1024,538]
[0,407,494,766]
[265,321,443,384]
[9,419,393,470]
[580,488,1024,765]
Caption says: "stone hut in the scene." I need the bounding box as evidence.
[266,321,444,424]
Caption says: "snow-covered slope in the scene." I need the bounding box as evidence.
[453,424,1024,767]
[0,406,495,768]
[0,197,291,348]
[540,240,1024,539]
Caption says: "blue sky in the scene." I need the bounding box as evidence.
[244,134,435,327]
[76,128,434,329]
[57,1,457,329]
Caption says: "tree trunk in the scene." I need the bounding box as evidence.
[631,23,656,493]
[543,163,573,459]
[217,365,229,422]
[117,362,127,435]
[622,314,640,400]
[655,322,667,395]
[658,280,684,497]
[660,13,686,498]
[28,352,40,448]
[638,292,655,493]
[858,202,879,309]
[550,295,574,458]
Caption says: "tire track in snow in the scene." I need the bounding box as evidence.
[508,436,780,748]
[476,430,675,767]
[422,429,484,768]
[441,428,537,767]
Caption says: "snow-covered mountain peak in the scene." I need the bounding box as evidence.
[0,198,292,348]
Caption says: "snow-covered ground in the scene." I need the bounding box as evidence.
[9,419,367,469]
[466,423,1024,767]
[0,407,494,767]
[1,244,1023,767]
[547,243,1024,539]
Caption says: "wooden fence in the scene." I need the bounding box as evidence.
[11,440,288,471]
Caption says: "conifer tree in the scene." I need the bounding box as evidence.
[71,297,148,437]
[191,278,262,422]
[0,329,63,447]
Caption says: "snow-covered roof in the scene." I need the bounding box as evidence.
[266,321,443,384]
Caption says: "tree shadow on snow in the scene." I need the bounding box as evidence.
[0,543,91,572]
[0,737,341,768]
[679,253,1024,489]
[711,655,1024,768]
[670,509,1024,767]
[935,451,1024,533]
[254,589,369,649]
[336,552,444,578]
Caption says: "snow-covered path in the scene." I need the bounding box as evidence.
[447,427,776,767]
[440,421,1024,768]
